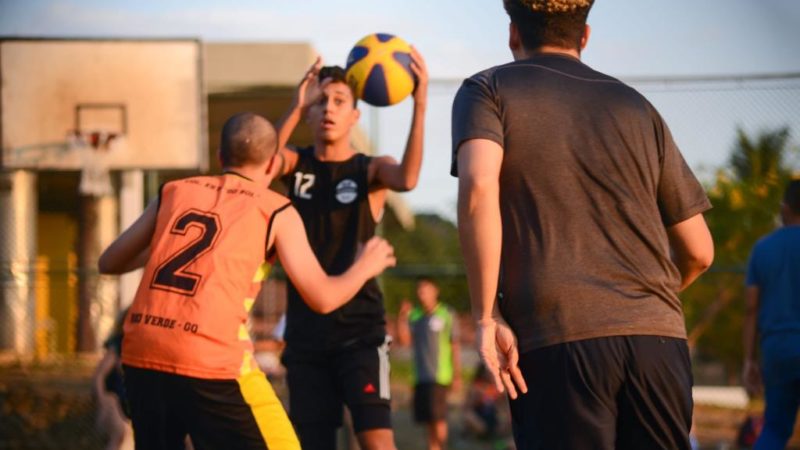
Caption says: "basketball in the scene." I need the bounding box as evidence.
[345,33,415,107]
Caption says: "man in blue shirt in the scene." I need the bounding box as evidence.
[744,179,800,450]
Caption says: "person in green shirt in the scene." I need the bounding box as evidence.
[397,277,462,450]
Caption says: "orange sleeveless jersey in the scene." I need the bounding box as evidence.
[122,173,290,379]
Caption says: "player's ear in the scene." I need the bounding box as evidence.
[351,108,361,124]
[580,24,591,51]
[265,152,280,180]
[508,22,522,56]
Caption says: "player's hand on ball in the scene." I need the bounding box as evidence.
[409,46,428,106]
[356,236,396,277]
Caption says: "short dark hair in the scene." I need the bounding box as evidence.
[319,65,358,107]
[416,276,438,287]
[785,179,800,215]
[219,112,276,168]
[503,0,594,52]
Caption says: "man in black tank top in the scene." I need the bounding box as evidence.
[273,54,428,450]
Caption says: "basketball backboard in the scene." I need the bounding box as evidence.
[0,38,206,170]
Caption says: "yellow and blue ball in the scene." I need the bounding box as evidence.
[345,33,415,107]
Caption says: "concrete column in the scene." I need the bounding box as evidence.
[76,193,118,352]
[0,170,37,356]
[119,170,144,308]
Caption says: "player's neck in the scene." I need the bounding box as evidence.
[422,301,439,314]
[223,166,265,183]
[515,46,581,61]
[314,138,356,162]
[784,215,800,226]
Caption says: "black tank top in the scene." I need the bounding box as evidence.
[282,147,385,351]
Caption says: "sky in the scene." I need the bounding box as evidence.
[2,0,800,219]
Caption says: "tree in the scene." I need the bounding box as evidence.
[380,209,469,313]
[682,127,796,379]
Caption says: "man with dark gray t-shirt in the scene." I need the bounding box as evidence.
[452,1,714,449]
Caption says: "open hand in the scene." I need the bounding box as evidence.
[476,318,528,399]
[295,57,329,112]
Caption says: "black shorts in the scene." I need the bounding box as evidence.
[510,335,693,450]
[123,365,299,450]
[281,337,392,436]
[413,383,449,423]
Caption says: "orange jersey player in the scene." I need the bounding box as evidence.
[98,112,396,450]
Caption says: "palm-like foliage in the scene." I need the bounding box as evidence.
[684,127,797,380]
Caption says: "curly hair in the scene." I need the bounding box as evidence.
[503,0,594,51]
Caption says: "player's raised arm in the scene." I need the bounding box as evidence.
[274,57,328,176]
[270,205,396,314]
[369,47,428,192]
[98,199,157,274]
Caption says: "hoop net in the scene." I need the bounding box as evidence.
[68,131,125,197]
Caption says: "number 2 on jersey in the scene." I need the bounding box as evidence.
[151,210,221,296]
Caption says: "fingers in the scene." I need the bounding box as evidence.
[318,77,333,90]
[307,56,323,77]
[365,237,396,270]
[409,45,426,69]
[409,46,428,78]
[480,354,505,395]
[479,348,506,394]
[299,56,324,89]
[499,368,517,399]
[506,346,528,395]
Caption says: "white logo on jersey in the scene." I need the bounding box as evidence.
[335,179,358,204]
[294,172,315,199]
[429,316,445,332]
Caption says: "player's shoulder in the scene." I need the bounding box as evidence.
[259,188,292,211]
[438,303,457,317]
[161,174,216,193]
[755,227,795,252]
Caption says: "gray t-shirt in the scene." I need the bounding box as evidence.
[451,53,711,353]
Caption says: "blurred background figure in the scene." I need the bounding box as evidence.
[92,308,133,450]
[743,179,800,450]
[396,277,462,450]
[462,363,513,449]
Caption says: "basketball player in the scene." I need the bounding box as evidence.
[271,50,428,450]
[453,1,713,449]
[98,112,396,450]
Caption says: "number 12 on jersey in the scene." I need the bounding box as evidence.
[294,172,315,199]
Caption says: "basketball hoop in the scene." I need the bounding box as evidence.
[68,130,124,197]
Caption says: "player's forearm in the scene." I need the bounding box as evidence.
[458,178,502,324]
[275,101,303,152]
[304,263,376,314]
[743,313,758,364]
[743,287,760,363]
[675,261,704,291]
[395,318,411,346]
[396,103,426,191]
[667,214,714,291]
